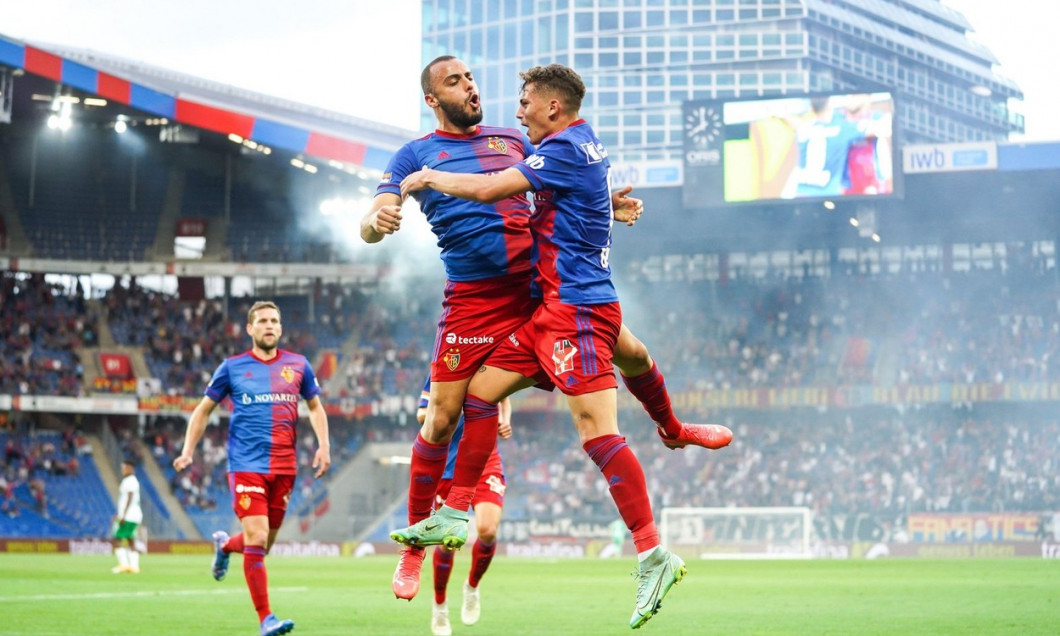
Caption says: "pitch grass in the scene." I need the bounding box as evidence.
[1,554,1058,635]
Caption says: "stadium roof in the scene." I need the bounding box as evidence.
[0,33,416,173]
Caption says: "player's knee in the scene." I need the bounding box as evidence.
[245,529,269,547]
[614,340,652,376]
[423,410,461,443]
[477,523,498,544]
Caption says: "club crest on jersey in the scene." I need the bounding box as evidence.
[442,348,461,371]
[552,339,578,375]
[280,366,295,383]
[238,494,252,511]
[487,137,508,154]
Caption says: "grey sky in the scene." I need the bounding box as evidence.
[4,0,1057,141]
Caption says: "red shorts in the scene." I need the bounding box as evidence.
[489,301,621,396]
[431,271,535,382]
[436,448,506,509]
[228,472,295,529]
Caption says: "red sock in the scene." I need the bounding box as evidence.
[243,546,270,622]
[445,395,497,513]
[468,538,496,587]
[583,434,659,553]
[409,433,449,524]
[224,532,245,553]
[432,546,455,604]
[622,362,682,437]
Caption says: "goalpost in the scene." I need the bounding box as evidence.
[660,506,814,560]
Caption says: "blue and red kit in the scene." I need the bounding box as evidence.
[514,120,619,306]
[204,349,321,475]
[378,126,535,282]
[482,119,624,395]
[379,126,539,381]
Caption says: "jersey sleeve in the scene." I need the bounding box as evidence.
[204,359,231,402]
[514,137,581,193]
[377,143,422,197]
[300,357,323,401]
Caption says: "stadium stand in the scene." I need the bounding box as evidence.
[1,127,165,262]
[0,272,95,396]
[0,429,111,538]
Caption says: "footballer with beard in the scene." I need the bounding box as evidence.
[173,300,331,636]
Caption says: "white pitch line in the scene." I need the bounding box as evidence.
[0,586,308,603]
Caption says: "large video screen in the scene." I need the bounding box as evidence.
[682,92,896,207]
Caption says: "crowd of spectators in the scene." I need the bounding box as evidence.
[1,420,89,521]
[8,263,1060,403]
[0,273,95,395]
[618,265,1060,393]
[102,283,323,397]
[490,405,1060,539]
[100,277,436,401]
[6,261,1060,539]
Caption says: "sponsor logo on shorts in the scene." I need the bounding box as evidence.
[443,348,461,371]
[235,484,266,494]
[445,332,495,345]
[552,339,578,375]
[486,474,506,496]
[238,494,252,510]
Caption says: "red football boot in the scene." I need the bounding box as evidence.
[392,545,426,600]
[659,423,733,450]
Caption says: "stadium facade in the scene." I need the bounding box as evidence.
[420,0,1024,161]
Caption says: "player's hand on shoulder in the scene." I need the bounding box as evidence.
[399,166,434,199]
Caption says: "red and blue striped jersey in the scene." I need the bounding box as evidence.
[377,126,535,282]
[514,120,619,306]
[204,349,321,475]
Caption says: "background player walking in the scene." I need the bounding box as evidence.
[174,300,331,636]
[111,458,142,574]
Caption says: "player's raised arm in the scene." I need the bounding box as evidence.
[306,395,331,478]
[360,192,404,243]
[173,395,218,471]
[401,165,532,204]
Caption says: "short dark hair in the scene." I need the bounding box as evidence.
[421,55,457,95]
[519,64,586,113]
[122,457,137,467]
[247,301,280,325]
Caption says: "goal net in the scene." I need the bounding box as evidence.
[660,506,813,559]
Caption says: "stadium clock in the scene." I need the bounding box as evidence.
[684,105,722,147]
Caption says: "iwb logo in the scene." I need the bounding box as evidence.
[552,339,578,375]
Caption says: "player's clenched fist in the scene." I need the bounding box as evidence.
[172,454,193,471]
[372,205,403,234]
